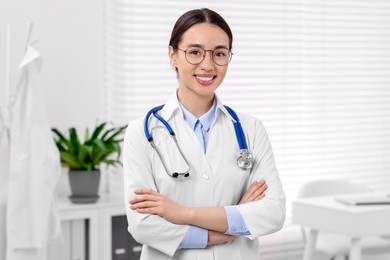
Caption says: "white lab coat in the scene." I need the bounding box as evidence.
[123,92,286,260]
[6,43,62,260]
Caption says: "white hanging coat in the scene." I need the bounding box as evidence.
[6,43,62,260]
[123,92,286,260]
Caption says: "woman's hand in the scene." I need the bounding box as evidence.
[239,179,268,204]
[129,189,189,225]
[207,230,236,245]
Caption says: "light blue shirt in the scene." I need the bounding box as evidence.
[179,101,215,153]
[178,100,250,249]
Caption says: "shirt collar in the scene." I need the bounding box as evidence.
[159,89,236,124]
[215,95,236,123]
[180,99,217,131]
[160,90,181,121]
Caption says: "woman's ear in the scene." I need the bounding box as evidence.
[168,46,177,68]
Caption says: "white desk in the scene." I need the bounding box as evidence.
[57,193,125,260]
[292,194,390,260]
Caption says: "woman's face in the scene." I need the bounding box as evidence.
[169,23,230,101]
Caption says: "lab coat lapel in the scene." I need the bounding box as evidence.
[174,112,209,160]
[205,98,237,167]
[161,92,209,158]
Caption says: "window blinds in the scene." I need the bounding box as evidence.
[104,0,390,227]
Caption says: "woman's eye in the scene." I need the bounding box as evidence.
[214,50,227,57]
[188,49,202,56]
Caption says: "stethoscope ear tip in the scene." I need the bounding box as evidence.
[171,172,190,178]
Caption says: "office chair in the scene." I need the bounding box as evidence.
[297,179,390,260]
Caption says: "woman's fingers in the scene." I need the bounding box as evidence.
[240,180,259,203]
[207,230,237,245]
[129,190,162,214]
[134,188,159,196]
[253,193,265,201]
[128,189,187,224]
[129,194,158,204]
[129,189,161,203]
[129,189,162,212]
[239,181,258,203]
[239,179,267,204]
[246,182,267,202]
[130,200,158,209]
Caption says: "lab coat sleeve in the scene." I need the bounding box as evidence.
[236,119,286,240]
[123,119,189,256]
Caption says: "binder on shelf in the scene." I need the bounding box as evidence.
[112,215,142,260]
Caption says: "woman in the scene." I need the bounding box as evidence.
[123,8,286,260]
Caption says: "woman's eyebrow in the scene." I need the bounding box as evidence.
[214,44,229,49]
[185,43,204,48]
[185,43,229,49]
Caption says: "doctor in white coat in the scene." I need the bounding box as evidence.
[123,8,286,260]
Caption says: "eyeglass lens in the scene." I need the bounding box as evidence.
[185,47,232,66]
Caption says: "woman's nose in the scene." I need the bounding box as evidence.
[199,51,215,70]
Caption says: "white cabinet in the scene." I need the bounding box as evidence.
[48,194,126,260]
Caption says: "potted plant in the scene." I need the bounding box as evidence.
[52,122,127,203]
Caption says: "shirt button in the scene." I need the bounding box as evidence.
[202,173,209,180]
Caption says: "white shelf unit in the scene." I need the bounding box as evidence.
[49,193,126,260]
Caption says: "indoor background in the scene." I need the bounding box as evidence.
[1,0,389,259]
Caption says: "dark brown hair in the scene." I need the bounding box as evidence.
[169,8,233,50]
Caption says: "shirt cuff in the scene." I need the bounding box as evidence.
[224,205,251,236]
[178,225,208,249]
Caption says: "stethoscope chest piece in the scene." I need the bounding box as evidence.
[237,149,253,170]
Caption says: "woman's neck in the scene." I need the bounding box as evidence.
[177,89,214,118]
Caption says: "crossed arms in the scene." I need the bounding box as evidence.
[129,179,268,245]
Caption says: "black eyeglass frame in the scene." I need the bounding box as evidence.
[175,47,233,66]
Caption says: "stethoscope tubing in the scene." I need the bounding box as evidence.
[145,105,248,150]
[144,105,191,177]
[144,104,166,141]
[144,104,253,177]
[224,105,248,151]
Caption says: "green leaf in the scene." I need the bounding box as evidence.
[102,159,121,167]
[100,127,116,141]
[52,128,71,150]
[69,128,80,155]
[52,128,67,142]
[90,122,106,142]
[78,145,89,166]
[104,125,127,143]
[84,128,90,143]
[60,151,82,169]
[83,144,93,155]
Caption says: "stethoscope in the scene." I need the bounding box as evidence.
[144,105,253,178]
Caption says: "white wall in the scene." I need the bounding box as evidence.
[0,0,103,258]
[0,0,104,131]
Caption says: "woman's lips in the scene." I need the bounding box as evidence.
[195,75,215,86]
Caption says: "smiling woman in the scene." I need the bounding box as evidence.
[105,0,390,259]
[169,22,230,116]
[122,8,286,260]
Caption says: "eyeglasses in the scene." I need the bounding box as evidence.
[176,46,233,66]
